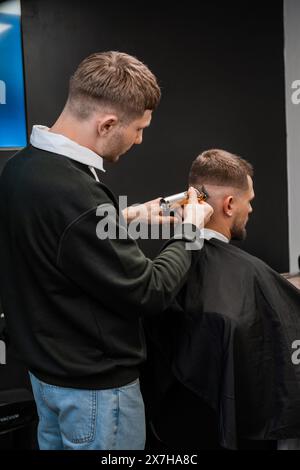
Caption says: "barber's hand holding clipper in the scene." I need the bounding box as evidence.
[122,186,213,228]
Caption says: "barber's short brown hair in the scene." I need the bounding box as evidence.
[189,149,253,190]
[67,51,161,121]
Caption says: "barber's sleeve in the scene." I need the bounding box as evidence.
[57,204,199,316]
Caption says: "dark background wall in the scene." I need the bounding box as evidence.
[0,0,288,271]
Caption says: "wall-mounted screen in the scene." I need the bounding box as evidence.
[0,0,27,150]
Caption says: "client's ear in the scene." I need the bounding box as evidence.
[97,115,119,136]
[223,195,234,217]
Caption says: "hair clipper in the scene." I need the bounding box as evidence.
[159,186,209,211]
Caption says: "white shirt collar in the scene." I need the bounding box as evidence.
[203,228,229,243]
[30,125,106,174]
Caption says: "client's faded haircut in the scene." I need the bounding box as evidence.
[189,149,253,191]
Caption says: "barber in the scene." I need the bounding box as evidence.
[0,51,213,450]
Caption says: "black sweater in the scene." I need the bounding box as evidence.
[0,145,194,389]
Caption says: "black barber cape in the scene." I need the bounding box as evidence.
[144,238,300,449]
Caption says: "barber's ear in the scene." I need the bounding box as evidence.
[97,116,119,136]
[223,196,234,217]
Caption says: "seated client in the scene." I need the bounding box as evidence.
[143,149,300,450]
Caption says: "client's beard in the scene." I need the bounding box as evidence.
[231,222,247,241]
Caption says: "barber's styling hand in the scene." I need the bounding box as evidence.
[122,187,213,228]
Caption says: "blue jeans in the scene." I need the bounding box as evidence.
[29,372,146,450]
